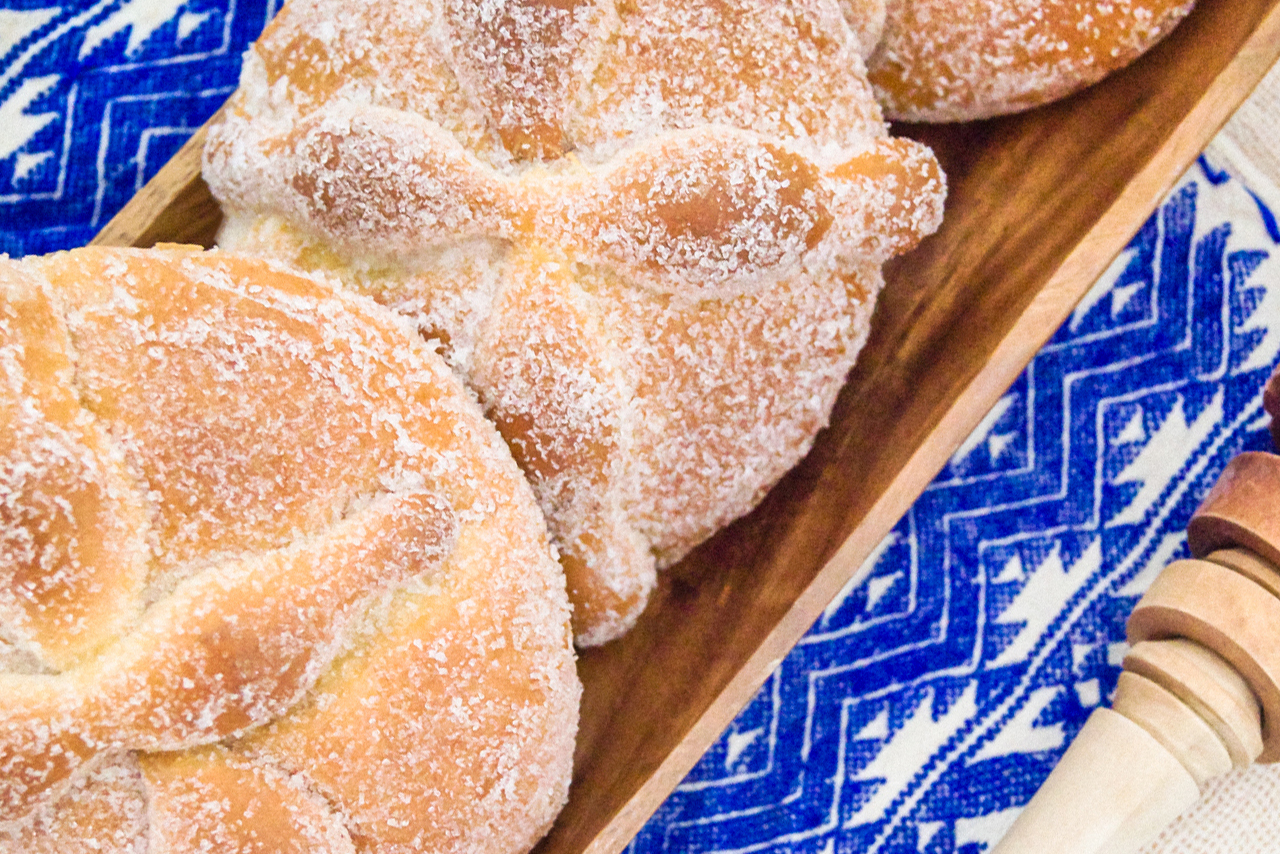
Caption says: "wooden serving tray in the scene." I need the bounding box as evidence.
[91,0,1280,849]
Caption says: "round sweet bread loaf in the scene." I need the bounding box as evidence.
[204,0,946,646]
[0,246,579,853]
[864,0,1196,122]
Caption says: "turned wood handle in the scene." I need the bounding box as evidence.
[1128,555,1280,761]
[993,367,1280,854]
[1186,452,1280,569]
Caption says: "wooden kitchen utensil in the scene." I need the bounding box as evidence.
[993,364,1280,854]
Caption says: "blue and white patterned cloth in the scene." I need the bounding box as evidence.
[630,157,1280,853]
[0,0,277,253]
[2,3,1278,852]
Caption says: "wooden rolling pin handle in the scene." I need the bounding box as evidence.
[989,705,1204,854]
[993,448,1280,853]
[991,630,1264,854]
[1127,555,1280,760]
[1123,635,1263,767]
[1186,452,1280,570]
[1110,670,1235,786]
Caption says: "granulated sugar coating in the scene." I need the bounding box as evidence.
[0,247,579,854]
[868,0,1196,121]
[205,0,947,646]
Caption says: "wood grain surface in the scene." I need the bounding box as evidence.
[91,123,219,249]
[88,0,1280,850]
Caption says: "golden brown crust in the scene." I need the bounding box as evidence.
[866,0,1196,122]
[0,247,578,853]
[141,749,354,854]
[565,0,886,158]
[0,266,150,671]
[0,759,150,854]
[205,0,946,646]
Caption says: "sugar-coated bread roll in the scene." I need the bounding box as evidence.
[0,246,579,854]
[204,0,945,646]
[864,0,1196,122]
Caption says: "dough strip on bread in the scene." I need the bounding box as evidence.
[205,0,947,645]
[0,246,579,854]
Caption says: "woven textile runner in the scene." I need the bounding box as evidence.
[1,3,1278,852]
[628,65,1280,854]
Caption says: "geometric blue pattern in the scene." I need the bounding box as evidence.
[631,158,1280,853]
[0,0,276,256]
[3,6,1278,853]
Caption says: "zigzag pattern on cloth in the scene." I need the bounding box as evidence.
[0,0,277,255]
[2,3,1279,853]
[632,159,1280,853]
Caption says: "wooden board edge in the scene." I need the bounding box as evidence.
[91,122,213,249]
[577,8,1280,853]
